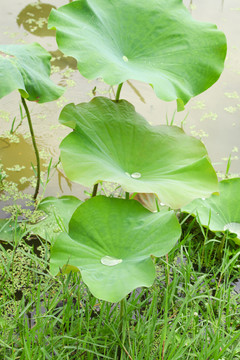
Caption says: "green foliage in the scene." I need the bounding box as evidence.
[0,43,65,199]
[48,0,226,108]
[0,222,239,359]
[0,219,24,243]
[28,196,82,242]
[50,196,181,302]
[1,1,237,358]
[183,178,240,245]
[0,43,64,102]
[59,97,218,209]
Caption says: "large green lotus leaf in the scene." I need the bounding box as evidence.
[59,97,218,209]
[0,43,64,102]
[50,196,181,302]
[182,178,240,245]
[28,196,82,242]
[48,0,226,107]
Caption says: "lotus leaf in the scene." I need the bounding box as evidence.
[29,196,82,242]
[48,0,226,108]
[0,43,64,102]
[59,97,218,209]
[50,196,181,302]
[182,178,240,245]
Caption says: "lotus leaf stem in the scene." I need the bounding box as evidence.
[21,96,40,200]
[115,83,123,102]
[92,183,98,197]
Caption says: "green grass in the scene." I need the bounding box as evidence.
[0,216,239,360]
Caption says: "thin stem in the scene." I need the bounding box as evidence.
[21,96,40,200]
[217,233,227,259]
[115,83,123,102]
[155,196,160,212]
[125,192,129,200]
[120,299,125,322]
[119,298,125,360]
[92,183,98,197]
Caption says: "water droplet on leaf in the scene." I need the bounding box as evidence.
[131,172,141,179]
[223,222,240,238]
[122,55,128,62]
[101,256,123,266]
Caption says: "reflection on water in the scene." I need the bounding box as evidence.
[50,49,77,71]
[56,167,72,193]
[17,3,56,37]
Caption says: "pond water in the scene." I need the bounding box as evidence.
[0,0,240,212]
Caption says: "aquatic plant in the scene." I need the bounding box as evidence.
[183,178,240,246]
[0,7,229,356]
[0,43,64,199]
[0,1,235,357]
[45,0,227,312]
[51,196,181,302]
[48,0,226,110]
[28,195,82,241]
[59,97,218,209]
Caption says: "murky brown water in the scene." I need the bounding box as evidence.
[0,0,239,208]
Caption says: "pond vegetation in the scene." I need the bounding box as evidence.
[0,0,239,359]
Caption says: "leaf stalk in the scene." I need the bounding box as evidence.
[115,83,123,102]
[92,183,98,197]
[21,96,40,200]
